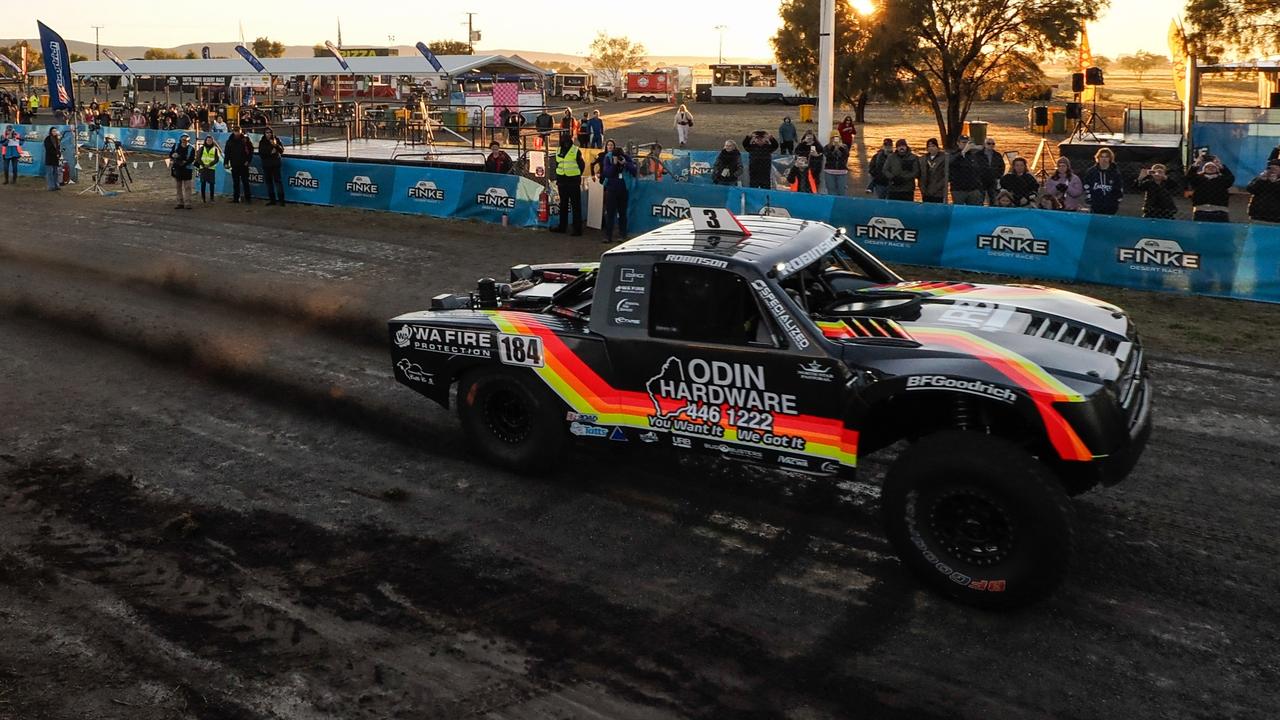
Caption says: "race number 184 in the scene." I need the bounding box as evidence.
[497,333,545,368]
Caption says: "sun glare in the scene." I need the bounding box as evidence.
[850,0,877,15]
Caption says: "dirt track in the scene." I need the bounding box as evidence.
[1,172,1278,719]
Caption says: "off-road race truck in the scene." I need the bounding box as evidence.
[389,210,1151,608]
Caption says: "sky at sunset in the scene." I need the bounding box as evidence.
[7,0,1180,61]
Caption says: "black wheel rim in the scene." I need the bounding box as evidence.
[928,490,1014,567]
[482,386,531,444]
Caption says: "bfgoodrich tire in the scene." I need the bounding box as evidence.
[457,368,565,472]
[881,430,1074,609]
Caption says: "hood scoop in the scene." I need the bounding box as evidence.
[817,317,918,346]
[1025,314,1123,356]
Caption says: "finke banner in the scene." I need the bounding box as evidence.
[235,44,267,73]
[37,21,75,110]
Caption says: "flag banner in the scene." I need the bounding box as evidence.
[37,21,75,110]
[0,54,21,75]
[415,42,444,72]
[324,41,351,72]
[102,48,129,74]
[1078,28,1095,103]
[20,45,27,75]
[1168,19,1189,103]
[201,46,211,59]
[235,44,267,73]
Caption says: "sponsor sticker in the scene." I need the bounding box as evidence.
[1117,238,1201,273]
[397,325,494,357]
[289,171,320,190]
[935,302,1016,331]
[395,358,434,385]
[651,197,691,219]
[777,234,843,277]
[905,375,1017,403]
[408,180,446,201]
[751,279,810,349]
[570,422,609,438]
[566,412,598,422]
[976,226,1049,257]
[796,361,835,382]
[854,217,918,245]
[496,333,544,368]
[477,186,516,210]
[344,175,379,196]
[663,253,728,269]
[639,431,660,443]
[778,455,810,468]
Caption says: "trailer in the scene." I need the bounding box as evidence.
[552,73,591,102]
[709,64,812,104]
[625,70,674,102]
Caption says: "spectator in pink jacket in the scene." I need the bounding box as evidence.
[1042,157,1084,210]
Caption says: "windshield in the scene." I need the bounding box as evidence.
[776,236,902,318]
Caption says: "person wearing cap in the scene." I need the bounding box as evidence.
[224,126,255,204]
[1246,159,1280,223]
[483,141,513,174]
[868,138,893,198]
[978,137,1005,205]
[197,135,223,203]
[591,139,637,245]
[258,127,286,206]
[1136,164,1179,219]
[918,138,949,203]
[43,127,63,191]
[883,139,920,202]
[1186,152,1234,222]
[948,141,985,205]
[169,133,196,208]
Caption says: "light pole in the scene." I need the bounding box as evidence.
[714,25,727,64]
[816,0,835,141]
[91,25,104,61]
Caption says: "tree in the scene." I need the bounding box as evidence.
[588,33,646,92]
[251,37,286,58]
[1091,55,1112,71]
[1186,0,1280,59]
[874,0,1100,146]
[1117,51,1162,83]
[543,60,588,73]
[427,40,474,56]
[143,48,183,60]
[772,0,900,122]
[184,50,198,60]
[0,41,42,72]
[70,53,89,63]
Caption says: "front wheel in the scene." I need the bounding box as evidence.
[881,430,1074,609]
[457,368,565,472]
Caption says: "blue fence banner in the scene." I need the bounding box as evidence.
[829,196,951,268]
[455,171,522,222]
[1232,224,1280,302]
[330,162,396,211]
[279,158,334,206]
[1076,214,1250,295]
[942,204,1090,281]
[737,186,836,224]
[388,165,467,218]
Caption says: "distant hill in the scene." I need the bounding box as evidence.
[0,38,772,67]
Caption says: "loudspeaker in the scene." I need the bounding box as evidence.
[1032,106,1049,126]
[1085,66,1104,86]
[1071,73,1085,93]
[1270,92,1280,109]
[1065,102,1083,120]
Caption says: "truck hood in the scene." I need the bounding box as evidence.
[818,281,1138,388]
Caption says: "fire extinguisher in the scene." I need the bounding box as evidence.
[537,190,550,223]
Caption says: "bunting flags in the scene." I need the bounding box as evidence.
[1168,19,1190,103]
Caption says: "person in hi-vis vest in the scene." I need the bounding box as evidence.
[550,135,585,236]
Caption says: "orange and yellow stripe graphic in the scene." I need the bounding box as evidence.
[910,327,1093,461]
[490,311,859,467]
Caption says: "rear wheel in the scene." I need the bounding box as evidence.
[881,430,1074,609]
[457,368,565,472]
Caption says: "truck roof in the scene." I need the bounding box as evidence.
[603,215,838,272]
